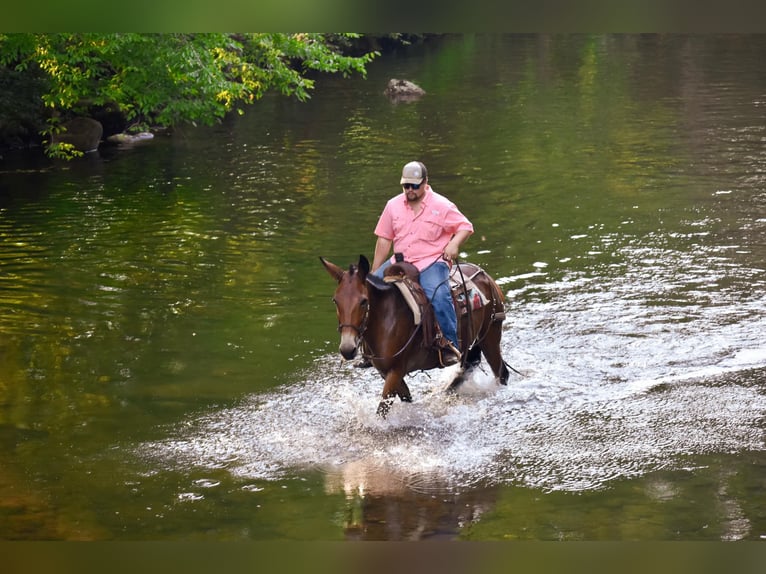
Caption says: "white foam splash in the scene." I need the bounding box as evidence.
[139,241,766,494]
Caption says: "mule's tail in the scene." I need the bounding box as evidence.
[503,358,524,382]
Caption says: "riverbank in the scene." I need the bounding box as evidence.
[0,33,434,156]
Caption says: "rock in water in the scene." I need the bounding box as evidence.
[384,79,426,103]
[50,117,103,153]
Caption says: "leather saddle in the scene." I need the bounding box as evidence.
[365,261,436,348]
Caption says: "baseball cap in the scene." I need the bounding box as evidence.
[400,161,427,185]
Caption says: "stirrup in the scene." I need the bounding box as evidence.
[436,338,462,367]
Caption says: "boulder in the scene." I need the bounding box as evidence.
[50,117,103,153]
[384,79,426,103]
[106,132,154,145]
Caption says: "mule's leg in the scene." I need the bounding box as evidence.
[463,345,482,368]
[444,323,481,393]
[444,366,468,393]
[382,370,412,402]
[377,370,412,417]
[479,324,510,385]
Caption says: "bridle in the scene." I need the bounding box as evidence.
[336,305,369,338]
[335,282,370,359]
[335,276,421,362]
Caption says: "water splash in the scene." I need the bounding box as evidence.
[140,346,764,495]
[140,237,766,494]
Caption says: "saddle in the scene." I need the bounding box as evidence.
[380,260,495,350]
[381,261,434,346]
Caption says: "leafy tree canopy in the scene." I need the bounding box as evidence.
[0,33,379,156]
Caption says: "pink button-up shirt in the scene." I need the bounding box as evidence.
[374,185,474,271]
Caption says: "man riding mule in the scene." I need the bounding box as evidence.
[370,160,473,365]
[320,254,509,416]
[320,161,509,415]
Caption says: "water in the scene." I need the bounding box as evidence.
[1,34,765,541]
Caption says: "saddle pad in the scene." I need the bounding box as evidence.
[384,276,422,325]
[450,266,489,310]
[461,286,488,312]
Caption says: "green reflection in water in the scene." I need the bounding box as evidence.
[0,34,765,540]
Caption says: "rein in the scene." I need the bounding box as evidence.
[336,279,422,363]
[362,321,422,362]
[452,256,477,349]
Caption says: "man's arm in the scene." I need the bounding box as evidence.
[443,229,472,262]
[372,237,393,272]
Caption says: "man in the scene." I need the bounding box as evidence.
[371,160,473,366]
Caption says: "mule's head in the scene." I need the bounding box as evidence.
[320,255,370,360]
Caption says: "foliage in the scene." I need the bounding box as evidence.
[0,53,48,147]
[0,33,379,156]
[46,141,84,160]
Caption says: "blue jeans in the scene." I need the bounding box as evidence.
[374,259,458,348]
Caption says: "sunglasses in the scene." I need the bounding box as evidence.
[402,182,422,190]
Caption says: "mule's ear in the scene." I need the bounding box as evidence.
[358,255,370,279]
[319,256,345,283]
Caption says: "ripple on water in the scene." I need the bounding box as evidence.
[139,358,765,495]
[139,241,766,494]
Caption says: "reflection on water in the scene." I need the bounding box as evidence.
[324,462,500,540]
[143,314,765,495]
[1,34,766,540]
[144,198,766,499]
[141,206,766,538]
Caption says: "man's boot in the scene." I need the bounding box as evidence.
[435,333,462,367]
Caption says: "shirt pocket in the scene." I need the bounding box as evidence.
[422,214,445,241]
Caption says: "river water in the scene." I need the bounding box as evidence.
[0,34,765,541]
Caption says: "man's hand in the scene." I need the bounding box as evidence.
[443,230,472,263]
[443,241,460,263]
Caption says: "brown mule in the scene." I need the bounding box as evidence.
[320,255,510,416]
